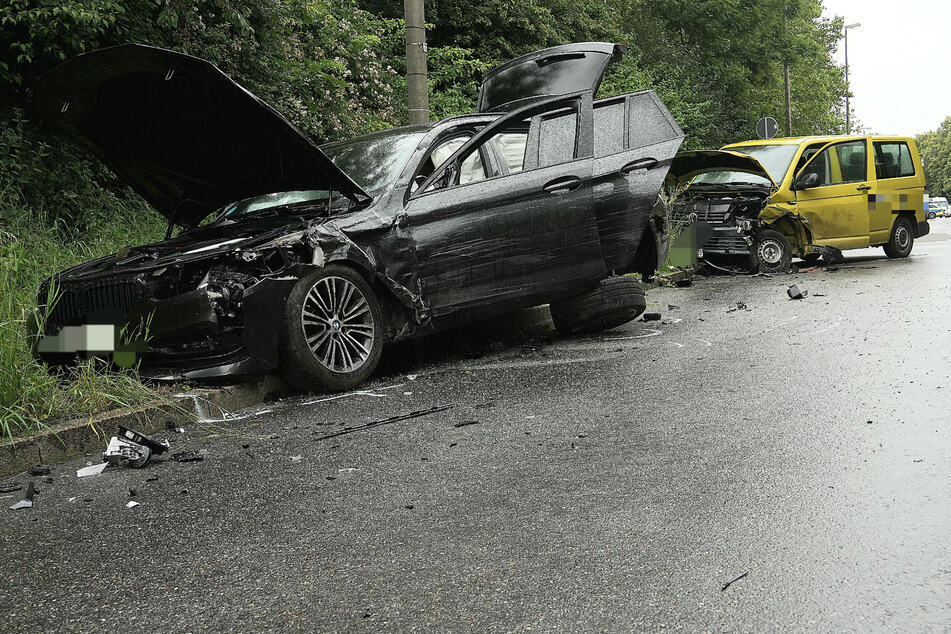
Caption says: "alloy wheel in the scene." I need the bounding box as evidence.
[300,276,375,373]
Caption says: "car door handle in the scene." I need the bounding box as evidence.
[857,185,871,191]
[543,176,583,195]
[621,157,659,174]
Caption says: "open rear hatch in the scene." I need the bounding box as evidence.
[478,42,628,112]
[35,44,370,228]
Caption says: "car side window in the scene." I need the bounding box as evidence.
[873,142,916,179]
[593,99,624,157]
[412,134,487,193]
[801,140,865,187]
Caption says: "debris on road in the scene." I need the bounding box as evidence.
[76,463,109,478]
[726,302,750,313]
[125,501,140,508]
[642,312,662,321]
[720,570,749,591]
[29,465,51,476]
[787,284,808,300]
[453,421,480,428]
[171,451,204,463]
[314,405,453,441]
[103,425,171,469]
[0,482,23,493]
[667,304,680,311]
[9,482,36,510]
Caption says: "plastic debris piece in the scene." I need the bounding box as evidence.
[407,374,418,380]
[128,488,137,498]
[453,421,480,428]
[338,468,360,473]
[125,501,140,508]
[171,451,204,463]
[726,302,749,313]
[9,482,35,510]
[0,482,23,493]
[118,425,170,455]
[642,312,662,321]
[721,570,749,591]
[290,455,303,462]
[667,304,680,310]
[787,284,808,300]
[29,465,51,476]
[76,462,109,478]
[104,436,151,468]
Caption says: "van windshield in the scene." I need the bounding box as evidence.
[693,144,799,186]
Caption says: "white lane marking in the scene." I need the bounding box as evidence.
[605,329,663,341]
[301,383,404,406]
[666,341,684,348]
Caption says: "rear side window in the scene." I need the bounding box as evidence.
[537,108,577,167]
[628,92,680,149]
[593,99,624,157]
[873,142,916,179]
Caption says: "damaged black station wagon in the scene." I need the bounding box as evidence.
[32,42,684,391]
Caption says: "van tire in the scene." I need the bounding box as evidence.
[883,216,914,258]
[749,228,792,274]
[550,277,646,335]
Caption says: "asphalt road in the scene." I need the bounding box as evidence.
[3,221,951,632]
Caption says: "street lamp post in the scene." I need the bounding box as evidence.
[844,22,861,134]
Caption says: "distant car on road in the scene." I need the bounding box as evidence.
[931,196,949,217]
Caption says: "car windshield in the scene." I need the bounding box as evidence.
[323,132,425,193]
[693,144,800,186]
[217,190,333,222]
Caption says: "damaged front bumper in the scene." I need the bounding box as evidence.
[34,276,297,381]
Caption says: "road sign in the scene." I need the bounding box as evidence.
[756,116,779,140]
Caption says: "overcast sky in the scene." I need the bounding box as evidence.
[821,0,951,136]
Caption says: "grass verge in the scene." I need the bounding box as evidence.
[0,183,167,441]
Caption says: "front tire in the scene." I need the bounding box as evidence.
[279,265,384,393]
[749,228,792,274]
[883,216,914,258]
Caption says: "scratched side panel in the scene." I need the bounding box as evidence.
[404,159,603,321]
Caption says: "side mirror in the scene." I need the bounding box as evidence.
[793,171,820,190]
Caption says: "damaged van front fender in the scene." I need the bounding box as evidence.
[758,205,812,254]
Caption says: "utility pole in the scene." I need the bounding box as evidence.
[844,22,861,134]
[404,0,429,125]
[784,64,792,136]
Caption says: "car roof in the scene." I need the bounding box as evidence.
[723,134,915,149]
[321,114,504,150]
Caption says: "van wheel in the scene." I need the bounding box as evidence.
[749,228,792,273]
[883,216,914,258]
[279,265,384,393]
[550,277,646,335]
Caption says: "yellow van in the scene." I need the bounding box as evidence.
[671,135,930,272]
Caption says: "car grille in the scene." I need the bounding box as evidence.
[704,232,750,253]
[672,199,735,224]
[45,280,141,330]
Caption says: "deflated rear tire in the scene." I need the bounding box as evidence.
[279,265,384,393]
[883,216,914,258]
[550,277,646,335]
[749,228,791,274]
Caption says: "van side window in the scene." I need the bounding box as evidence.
[794,142,826,173]
[801,140,865,187]
[835,142,867,182]
[873,142,916,179]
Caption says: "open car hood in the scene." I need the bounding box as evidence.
[669,150,776,188]
[478,42,628,113]
[36,44,371,228]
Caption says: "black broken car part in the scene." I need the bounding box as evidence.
[32,42,684,389]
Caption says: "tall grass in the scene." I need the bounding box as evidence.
[0,178,167,441]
